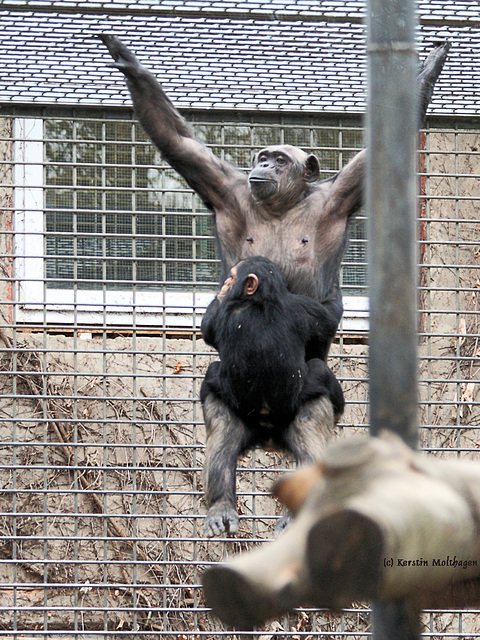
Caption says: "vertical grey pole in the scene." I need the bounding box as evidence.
[366,0,419,448]
[366,0,420,638]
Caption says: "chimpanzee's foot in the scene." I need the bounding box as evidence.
[204,502,239,538]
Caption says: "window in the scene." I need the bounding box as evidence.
[13,114,368,330]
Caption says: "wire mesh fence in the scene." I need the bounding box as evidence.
[0,109,479,638]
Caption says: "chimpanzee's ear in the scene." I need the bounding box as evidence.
[304,154,320,183]
[245,274,259,295]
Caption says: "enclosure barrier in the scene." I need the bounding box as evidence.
[1,2,480,638]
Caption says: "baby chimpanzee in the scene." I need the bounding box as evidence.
[200,256,344,536]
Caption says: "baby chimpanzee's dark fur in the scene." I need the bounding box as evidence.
[200,257,344,536]
[201,257,344,430]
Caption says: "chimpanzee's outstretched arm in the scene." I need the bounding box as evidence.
[99,35,245,212]
[323,41,450,220]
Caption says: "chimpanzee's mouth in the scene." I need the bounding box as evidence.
[249,177,277,201]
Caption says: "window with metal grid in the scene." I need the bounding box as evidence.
[43,118,218,292]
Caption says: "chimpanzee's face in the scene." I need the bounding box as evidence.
[249,147,294,201]
[248,145,320,210]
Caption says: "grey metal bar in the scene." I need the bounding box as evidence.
[366,0,420,639]
[366,0,419,444]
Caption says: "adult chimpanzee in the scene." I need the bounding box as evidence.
[99,36,449,319]
[99,35,449,535]
[200,256,345,535]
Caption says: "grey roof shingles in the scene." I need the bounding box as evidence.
[0,0,478,114]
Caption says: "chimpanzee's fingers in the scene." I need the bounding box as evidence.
[98,34,144,75]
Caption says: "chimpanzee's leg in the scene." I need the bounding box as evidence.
[201,380,249,538]
[276,390,340,535]
[283,393,338,467]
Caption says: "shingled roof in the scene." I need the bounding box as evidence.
[0,0,478,114]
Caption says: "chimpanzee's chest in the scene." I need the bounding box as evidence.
[237,218,344,296]
[216,198,348,297]
[240,228,314,272]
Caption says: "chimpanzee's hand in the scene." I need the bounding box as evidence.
[417,41,451,126]
[99,35,144,77]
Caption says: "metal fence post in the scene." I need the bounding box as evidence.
[366,0,420,638]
